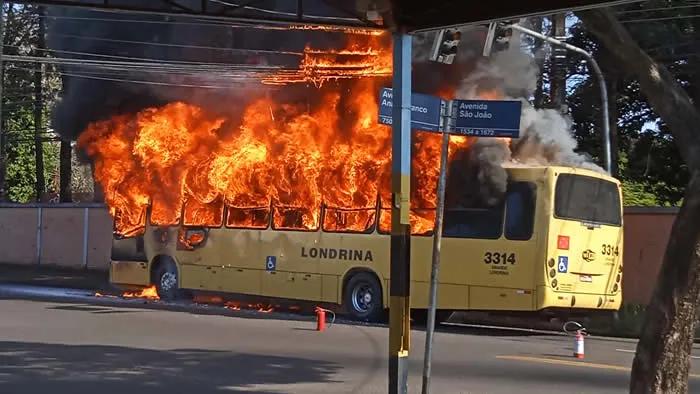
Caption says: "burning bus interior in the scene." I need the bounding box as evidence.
[45,7,606,239]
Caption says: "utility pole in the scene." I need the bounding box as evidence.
[59,139,71,202]
[0,0,6,201]
[549,13,567,111]
[33,5,45,201]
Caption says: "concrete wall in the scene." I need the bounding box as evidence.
[0,204,678,305]
[0,203,113,270]
[621,207,678,305]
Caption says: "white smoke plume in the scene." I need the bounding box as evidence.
[456,48,606,174]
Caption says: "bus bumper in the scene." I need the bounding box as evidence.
[110,261,151,287]
[537,286,622,311]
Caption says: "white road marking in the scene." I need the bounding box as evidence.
[616,348,700,359]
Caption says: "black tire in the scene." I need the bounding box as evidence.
[411,309,453,326]
[154,258,183,301]
[343,272,384,322]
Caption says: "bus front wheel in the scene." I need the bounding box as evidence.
[154,258,183,301]
[343,272,384,322]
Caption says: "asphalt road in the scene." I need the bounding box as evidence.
[1,298,700,394]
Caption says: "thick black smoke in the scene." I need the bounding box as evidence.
[45,0,348,142]
[446,139,510,208]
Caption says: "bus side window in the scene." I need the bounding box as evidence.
[322,206,376,233]
[504,182,536,241]
[442,203,505,239]
[226,207,270,229]
[272,206,319,231]
[150,195,181,226]
[183,197,224,227]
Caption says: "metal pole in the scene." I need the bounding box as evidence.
[506,23,611,173]
[82,207,89,268]
[388,32,412,394]
[0,0,5,200]
[421,100,452,394]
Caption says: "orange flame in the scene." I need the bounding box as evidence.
[122,285,160,300]
[78,33,509,237]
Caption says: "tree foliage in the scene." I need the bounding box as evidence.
[562,3,694,206]
[1,3,61,202]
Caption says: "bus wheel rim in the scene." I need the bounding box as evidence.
[351,284,373,313]
[161,272,177,291]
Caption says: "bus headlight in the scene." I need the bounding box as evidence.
[549,269,556,278]
[551,279,558,288]
[548,258,555,268]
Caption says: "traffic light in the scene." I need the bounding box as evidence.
[482,21,517,57]
[429,28,462,65]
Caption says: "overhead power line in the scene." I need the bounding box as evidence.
[616,3,700,16]
[620,14,700,24]
[2,44,276,69]
[50,33,304,57]
[30,2,383,30]
[60,71,269,89]
[1,54,286,73]
[40,13,384,35]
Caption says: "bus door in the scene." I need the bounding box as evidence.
[176,198,227,292]
[550,173,623,296]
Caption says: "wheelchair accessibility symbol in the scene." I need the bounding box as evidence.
[557,256,569,273]
[266,256,277,271]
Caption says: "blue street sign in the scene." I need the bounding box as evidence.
[378,88,443,132]
[452,99,522,138]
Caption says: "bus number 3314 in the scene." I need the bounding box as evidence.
[484,252,516,265]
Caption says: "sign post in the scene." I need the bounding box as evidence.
[377,85,522,394]
[379,83,441,394]
[419,98,521,394]
[420,99,451,394]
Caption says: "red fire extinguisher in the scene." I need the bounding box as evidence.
[574,331,585,359]
[315,307,326,332]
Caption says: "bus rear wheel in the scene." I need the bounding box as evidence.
[154,258,184,301]
[343,272,384,322]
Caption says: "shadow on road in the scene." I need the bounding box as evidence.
[0,340,341,394]
[34,297,562,339]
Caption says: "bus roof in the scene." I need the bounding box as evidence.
[501,162,619,184]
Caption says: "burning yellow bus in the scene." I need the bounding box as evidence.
[108,162,623,322]
[78,29,623,322]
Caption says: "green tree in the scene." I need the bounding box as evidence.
[1,3,61,202]
[562,2,694,206]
